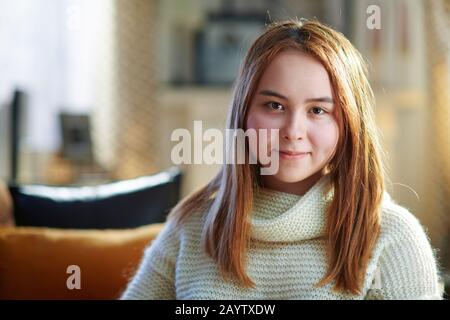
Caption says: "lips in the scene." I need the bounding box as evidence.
[277,150,311,160]
[279,150,310,156]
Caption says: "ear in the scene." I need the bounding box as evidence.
[0,181,14,226]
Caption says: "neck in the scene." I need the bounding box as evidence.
[260,169,327,196]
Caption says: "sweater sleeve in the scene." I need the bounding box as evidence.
[365,208,443,300]
[120,220,180,300]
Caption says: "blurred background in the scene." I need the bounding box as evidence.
[0,0,449,280]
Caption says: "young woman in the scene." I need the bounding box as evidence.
[121,19,442,300]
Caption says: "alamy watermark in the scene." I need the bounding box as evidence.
[66,2,82,31]
[66,264,81,290]
[366,5,381,30]
[171,121,280,175]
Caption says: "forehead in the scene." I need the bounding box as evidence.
[256,49,334,99]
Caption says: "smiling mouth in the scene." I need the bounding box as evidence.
[278,150,311,159]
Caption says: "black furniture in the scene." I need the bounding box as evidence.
[9,166,182,229]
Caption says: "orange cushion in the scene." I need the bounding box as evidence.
[0,223,164,299]
[0,181,14,226]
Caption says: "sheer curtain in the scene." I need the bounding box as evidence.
[0,0,159,183]
[0,0,98,181]
[425,0,450,271]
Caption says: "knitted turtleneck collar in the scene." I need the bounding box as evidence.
[250,174,333,242]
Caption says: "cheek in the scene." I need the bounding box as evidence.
[309,121,339,153]
[246,110,279,131]
[246,108,281,156]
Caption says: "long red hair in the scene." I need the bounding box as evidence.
[168,18,386,295]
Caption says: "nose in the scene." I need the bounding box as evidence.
[281,112,306,141]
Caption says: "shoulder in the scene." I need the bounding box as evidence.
[370,192,443,299]
[142,218,181,267]
[377,192,438,265]
[379,192,431,246]
[147,200,209,255]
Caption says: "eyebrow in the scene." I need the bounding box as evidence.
[258,89,334,104]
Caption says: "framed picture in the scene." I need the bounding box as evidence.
[59,112,93,163]
[194,13,265,85]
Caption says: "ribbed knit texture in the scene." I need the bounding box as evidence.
[121,174,443,300]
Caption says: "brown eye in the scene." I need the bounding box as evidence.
[311,106,326,115]
[265,102,284,111]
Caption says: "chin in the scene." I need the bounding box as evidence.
[272,170,312,184]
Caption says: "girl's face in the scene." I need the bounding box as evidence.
[246,49,340,194]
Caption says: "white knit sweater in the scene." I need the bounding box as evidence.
[121,174,443,300]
